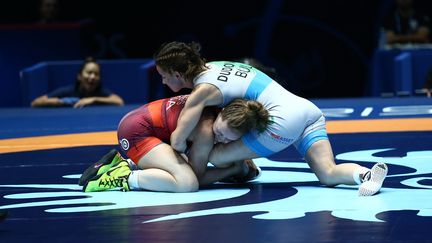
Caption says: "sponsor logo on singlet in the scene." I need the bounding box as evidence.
[270,132,293,144]
[120,138,130,150]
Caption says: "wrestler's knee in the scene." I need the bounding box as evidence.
[174,172,199,192]
[177,176,199,192]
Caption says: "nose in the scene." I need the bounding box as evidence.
[89,74,97,81]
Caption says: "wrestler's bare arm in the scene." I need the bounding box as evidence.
[187,110,216,179]
[208,139,259,167]
[171,84,222,152]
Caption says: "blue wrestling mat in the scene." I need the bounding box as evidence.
[0,97,431,242]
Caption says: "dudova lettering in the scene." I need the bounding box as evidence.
[217,63,252,82]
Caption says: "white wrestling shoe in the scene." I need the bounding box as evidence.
[358,162,388,196]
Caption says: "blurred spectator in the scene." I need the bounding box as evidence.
[31,57,124,108]
[422,67,432,97]
[383,0,430,45]
[37,0,60,24]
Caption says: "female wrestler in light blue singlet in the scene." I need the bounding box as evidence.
[153,41,388,196]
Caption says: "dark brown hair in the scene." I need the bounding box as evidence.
[153,41,207,82]
[221,99,271,134]
[79,56,100,75]
[75,57,102,95]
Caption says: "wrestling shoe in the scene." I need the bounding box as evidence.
[83,161,131,192]
[358,162,388,196]
[221,159,262,183]
[78,149,126,186]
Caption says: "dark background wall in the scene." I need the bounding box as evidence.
[1,0,431,107]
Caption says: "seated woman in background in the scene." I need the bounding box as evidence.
[31,57,124,108]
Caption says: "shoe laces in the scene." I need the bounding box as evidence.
[98,176,127,188]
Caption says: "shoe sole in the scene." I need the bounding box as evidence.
[358,162,388,196]
[78,149,119,186]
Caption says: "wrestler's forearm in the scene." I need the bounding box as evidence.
[198,166,237,186]
[209,140,259,166]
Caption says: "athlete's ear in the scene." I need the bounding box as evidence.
[173,71,181,78]
[174,71,186,81]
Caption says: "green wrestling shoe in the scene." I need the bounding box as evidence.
[78,149,126,186]
[83,161,131,192]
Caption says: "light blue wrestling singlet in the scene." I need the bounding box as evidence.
[194,61,327,157]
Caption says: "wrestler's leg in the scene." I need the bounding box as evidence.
[304,139,369,186]
[305,139,388,196]
[128,143,198,192]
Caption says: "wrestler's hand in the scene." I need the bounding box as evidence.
[170,130,187,153]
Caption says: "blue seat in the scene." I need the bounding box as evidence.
[394,52,413,95]
[394,51,432,95]
[369,48,432,96]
